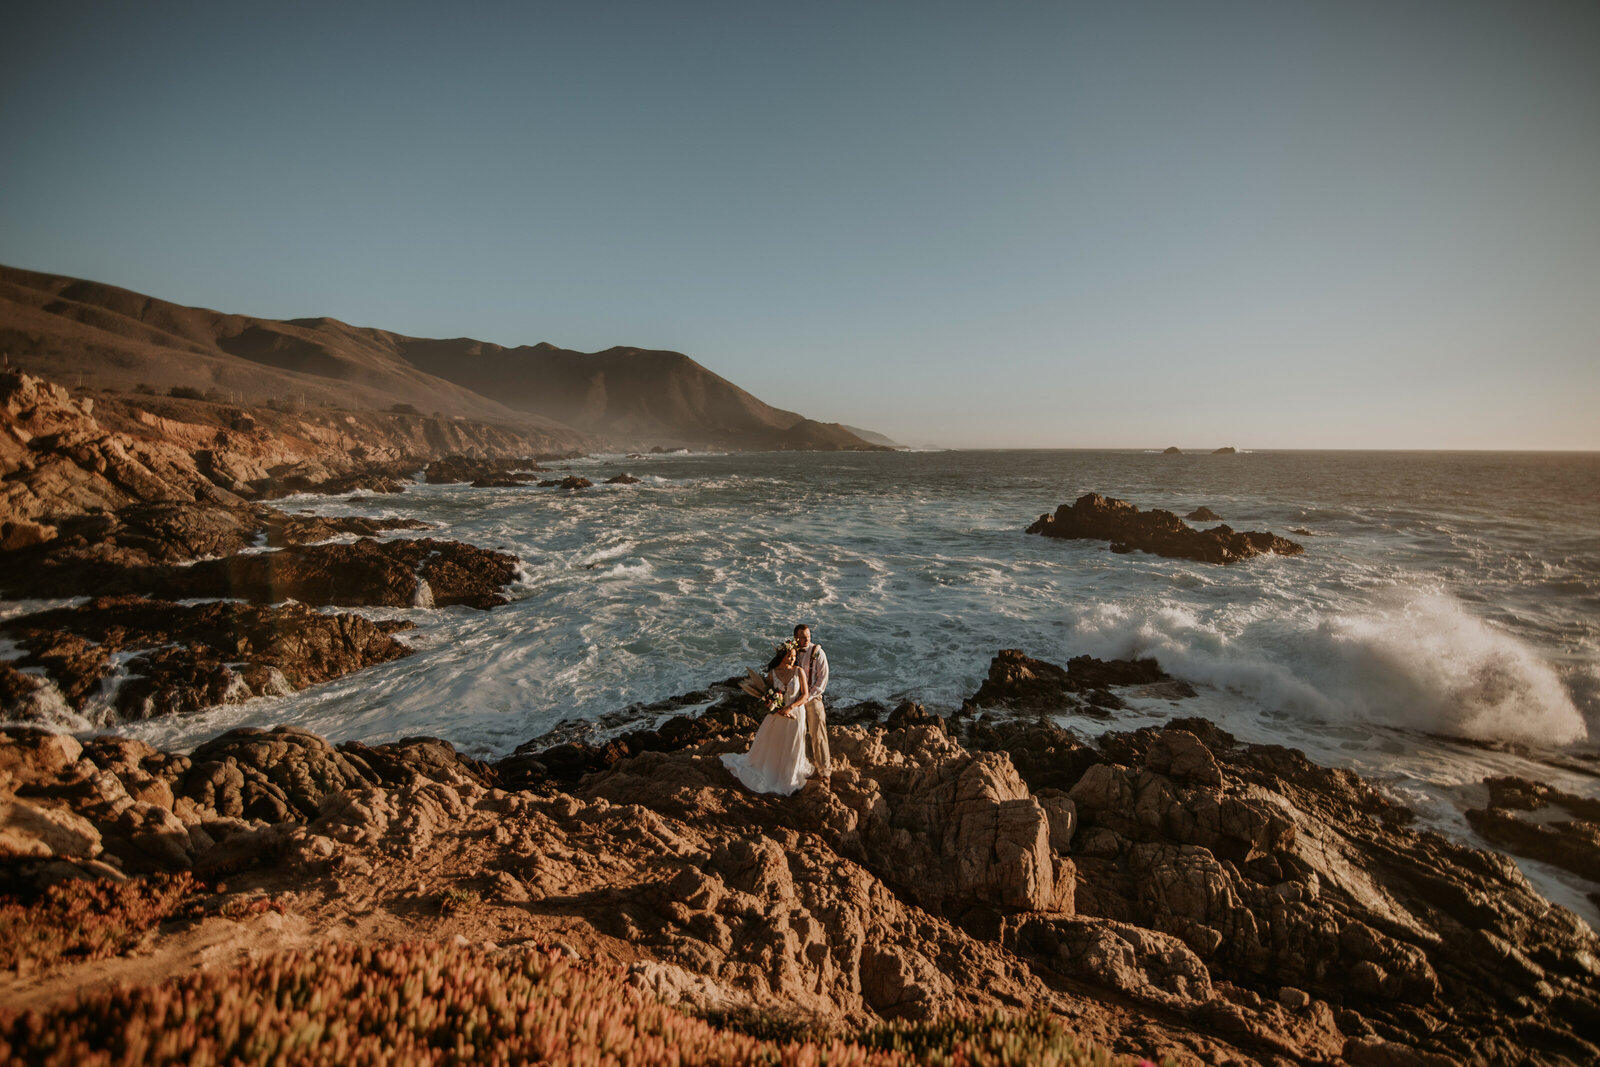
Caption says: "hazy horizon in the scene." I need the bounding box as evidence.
[3,2,1596,451]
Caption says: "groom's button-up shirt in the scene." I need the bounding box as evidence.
[799,645,828,698]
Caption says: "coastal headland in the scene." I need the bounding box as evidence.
[3,359,1599,1065]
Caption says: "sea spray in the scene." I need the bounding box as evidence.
[1064,588,1587,745]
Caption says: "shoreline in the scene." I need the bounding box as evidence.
[5,369,1600,1063]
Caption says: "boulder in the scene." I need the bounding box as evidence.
[0,797,103,858]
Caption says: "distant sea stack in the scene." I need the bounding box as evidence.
[1162,446,1182,455]
[1212,446,1237,454]
[0,263,888,454]
[1027,493,1304,564]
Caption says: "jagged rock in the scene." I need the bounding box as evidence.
[424,455,544,485]
[0,727,84,787]
[1056,719,1600,1060]
[964,649,1183,716]
[1185,506,1222,521]
[337,736,498,790]
[182,727,381,823]
[1009,915,1214,1011]
[1027,493,1303,564]
[0,519,55,550]
[582,722,1065,918]
[0,371,247,528]
[0,796,104,858]
[251,460,415,498]
[179,537,519,609]
[1,598,412,721]
[605,473,641,484]
[1465,776,1600,883]
[261,510,430,546]
[538,476,593,489]
[6,656,1600,1061]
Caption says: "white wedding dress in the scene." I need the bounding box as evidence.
[721,669,813,795]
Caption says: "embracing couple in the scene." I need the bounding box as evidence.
[721,623,831,796]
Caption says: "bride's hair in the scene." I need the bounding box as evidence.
[766,644,796,671]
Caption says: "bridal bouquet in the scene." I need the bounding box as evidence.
[738,667,789,715]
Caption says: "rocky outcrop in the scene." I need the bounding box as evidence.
[0,371,245,535]
[6,647,1600,1065]
[178,537,519,610]
[1465,776,1600,891]
[1185,506,1221,521]
[424,454,546,485]
[0,598,412,723]
[1027,493,1304,564]
[538,475,593,489]
[965,649,1190,716]
[1212,447,1237,455]
[1044,717,1600,1065]
[1163,447,1182,455]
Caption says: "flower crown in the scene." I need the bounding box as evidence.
[772,637,799,657]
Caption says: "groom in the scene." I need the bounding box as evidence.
[793,623,831,781]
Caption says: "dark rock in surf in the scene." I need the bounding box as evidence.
[423,454,544,485]
[1162,446,1182,455]
[252,461,415,498]
[1185,506,1222,521]
[605,473,641,484]
[1464,776,1600,883]
[1211,447,1237,455]
[538,476,593,490]
[0,597,412,722]
[1027,493,1303,564]
[261,510,430,547]
[4,537,516,610]
[964,649,1187,718]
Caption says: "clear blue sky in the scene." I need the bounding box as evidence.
[4,2,1596,449]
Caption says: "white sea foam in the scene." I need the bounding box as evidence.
[1064,588,1587,746]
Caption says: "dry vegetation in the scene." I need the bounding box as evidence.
[0,939,1159,1067]
[0,874,199,973]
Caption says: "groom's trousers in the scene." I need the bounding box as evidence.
[804,698,831,777]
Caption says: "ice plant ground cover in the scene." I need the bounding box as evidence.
[0,939,1167,1066]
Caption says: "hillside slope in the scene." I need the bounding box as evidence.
[0,264,883,451]
[399,339,879,450]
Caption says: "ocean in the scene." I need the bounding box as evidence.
[40,448,1600,918]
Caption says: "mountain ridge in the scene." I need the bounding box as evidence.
[0,263,885,452]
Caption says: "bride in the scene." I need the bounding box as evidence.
[722,643,813,795]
